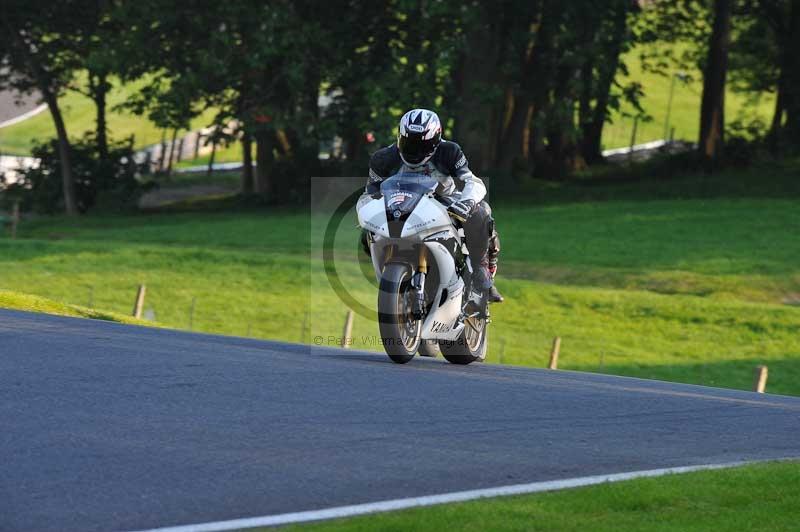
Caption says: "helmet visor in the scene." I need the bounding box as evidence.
[398,133,437,165]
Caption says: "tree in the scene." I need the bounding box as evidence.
[578,0,638,164]
[68,0,119,162]
[736,0,800,151]
[698,0,733,167]
[115,0,331,201]
[443,0,643,179]
[0,1,83,215]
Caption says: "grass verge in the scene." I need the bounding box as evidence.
[0,288,150,325]
[282,461,800,532]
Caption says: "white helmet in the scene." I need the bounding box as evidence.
[398,109,442,166]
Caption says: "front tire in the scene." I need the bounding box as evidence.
[378,263,421,364]
[440,316,487,365]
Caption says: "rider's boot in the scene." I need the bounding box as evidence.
[471,256,494,293]
[486,229,504,303]
[487,262,504,303]
[463,201,502,303]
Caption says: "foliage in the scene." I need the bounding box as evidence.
[0,0,92,214]
[6,135,151,214]
[723,117,771,165]
[2,0,795,209]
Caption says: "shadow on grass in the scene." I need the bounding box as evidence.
[492,157,800,206]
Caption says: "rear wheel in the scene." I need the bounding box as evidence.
[440,315,487,365]
[378,263,421,364]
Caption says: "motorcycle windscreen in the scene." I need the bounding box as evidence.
[381,175,437,238]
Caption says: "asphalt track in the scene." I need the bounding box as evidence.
[0,89,41,124]
[2,309,799,531]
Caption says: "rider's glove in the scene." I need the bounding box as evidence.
[447,199,475,222]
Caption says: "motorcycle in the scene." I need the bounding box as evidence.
[357,172,489,365]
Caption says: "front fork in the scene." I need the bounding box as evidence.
[411,245,427,319]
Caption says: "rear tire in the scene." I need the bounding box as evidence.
[378,263,421,364]
[440,316,487,365]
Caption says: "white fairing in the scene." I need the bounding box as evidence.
[419,241,465,341]
[357,191,467,342]
[400,196,452,238]
[357,194,389,238]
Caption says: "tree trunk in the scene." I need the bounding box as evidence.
[528,48,553,175]
[254,129,275,198]
[767,69,786,153]
[42,88,78,215]
[90,71,110,161]
[206,132,217,177]
[497,4,555,175]
[166,128,178,178]
[578,56,594,150]
[241,130,254,195]
[451,10,507,174]
[580,2,628,164]
[781,1,800,145]
[15,29,78,215]
[158,130,167,172]
[497,99,533,174]
[345,128,365,166]
[542,53,586,178]
[698,0,732,169]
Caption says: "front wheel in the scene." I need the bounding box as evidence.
[440,316,487,365]
[378,263,421,364]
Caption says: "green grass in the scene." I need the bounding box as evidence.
[0,288,150,325]
[1,164,798,395]
[143,170,242,189]
[173,142,250,168]
[602,43,774,149]
[282,461,800,532]
[0,76,216,155]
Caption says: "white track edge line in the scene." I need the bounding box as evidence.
[0,103,47,129]
[128,459,782,532]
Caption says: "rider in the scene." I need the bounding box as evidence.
[365,108,503,303]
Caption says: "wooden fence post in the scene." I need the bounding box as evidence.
[132,285,146,319]
[628,115,639,162]
[753,365,768,393]
[548,337,561,369]
[341,310,354,348]
[189,297,196,330]
[300,311,309,343]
